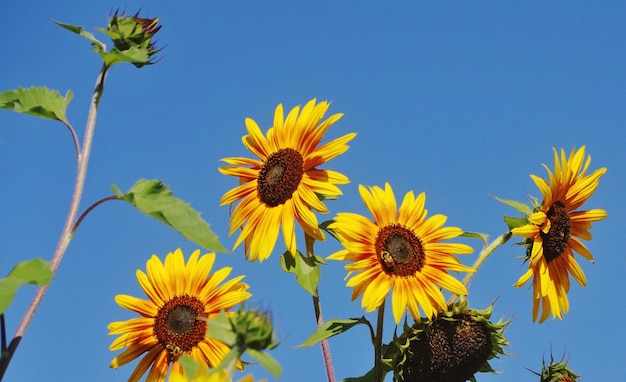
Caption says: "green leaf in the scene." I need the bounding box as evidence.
[491,195,532,215]
[7,258,53,285]
[504,216,529,231]
[52,20,106,54]
[460,231,489,245]
[114,179,227,252]
[0,258,53,314]
[0,86,73,124]
[215,348,242,372]
[342,368,376,382]
[178,354,204,379]
[298,317,370,348]
[247,348,282,379]
[279,251,325,296]
[204,311,237,346]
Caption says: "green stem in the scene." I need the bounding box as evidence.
[71,195,121,237]
[0,63,110,380]
[373,301,385,382]
[305,233,335,382]
[447,231,512,306]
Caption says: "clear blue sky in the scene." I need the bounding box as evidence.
[2,1,625,381]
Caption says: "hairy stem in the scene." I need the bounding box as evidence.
[374,301,385,382]
[0,64,109,380]
[447,231,512,306]
[305,233,335,382]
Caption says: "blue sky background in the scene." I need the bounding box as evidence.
[1,1,625,381]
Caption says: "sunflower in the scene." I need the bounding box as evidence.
[328,183,473,323]
[512,146,607,322]
[108,248,251,381]
[219,99,356,262]
[391,298,510,382]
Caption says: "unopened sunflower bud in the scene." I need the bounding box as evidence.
[231,307,277,352]
[99,9,162,67]
[532,353,580,382]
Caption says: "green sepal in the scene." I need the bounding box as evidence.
[316,192,338,202]
[53,19,159,68]
[298,316,370,348]
[247,348,282,379]
[0,258,53,314]
[279,250,325,296]
[491,195,533,215]
[460,231,489,245]
[319,219,340,242]
[99,46,152,67]
[113,179,227,252]
[503,216,529,231]
[0,86,73,125]
[535,352,581,382]
[342,368,376,382]
[52,20,106,55]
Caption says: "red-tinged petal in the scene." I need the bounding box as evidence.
[115,294,157,317]
[145,349,169,382]
[220,156,263,167]
[569,236,595,262]
[108,249,251,379]
[243,117,271,160]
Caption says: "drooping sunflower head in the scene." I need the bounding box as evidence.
[327,183,474,323]
[512,146,607,322]
[389,298,510,382]
[219,99,356,262]
[108,248,251,381]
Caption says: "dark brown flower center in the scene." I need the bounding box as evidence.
[375,224,425,276]
[540,201,571,263]
[257,148,304,207]
[153,295,207,359]
[400,315,492,382]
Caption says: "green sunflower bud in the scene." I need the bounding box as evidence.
[228,307,278,352]
[530,353,580,382]
[97,9,162,67]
